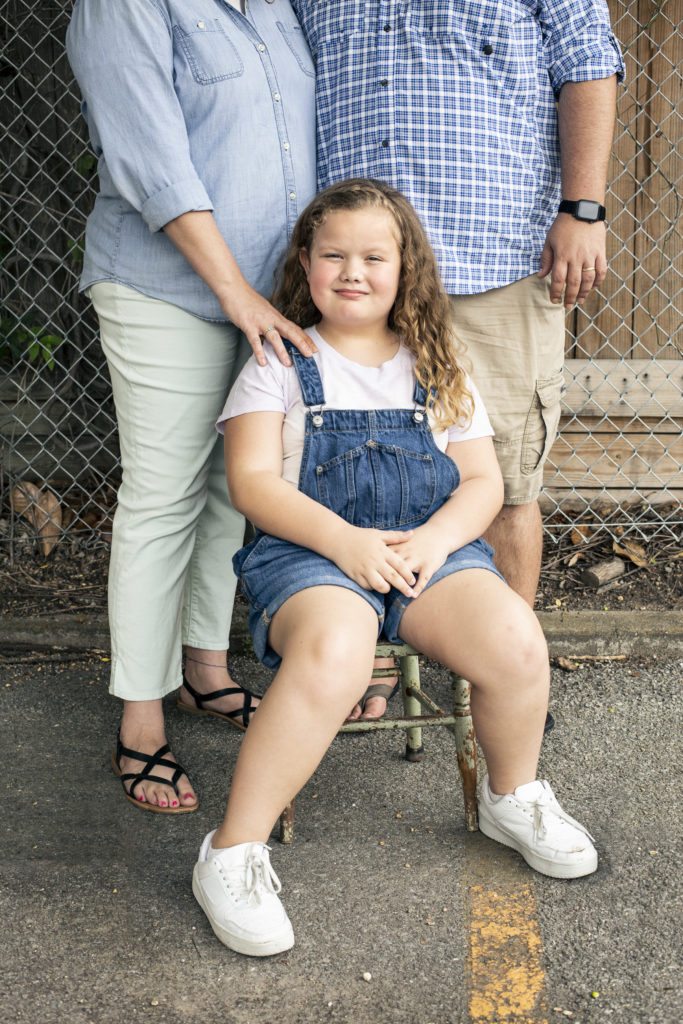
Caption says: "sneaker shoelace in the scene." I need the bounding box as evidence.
[242,845,283,905]
[531,789,595,845]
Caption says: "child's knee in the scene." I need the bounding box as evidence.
[286,625,374,693]
[507,619,549,684]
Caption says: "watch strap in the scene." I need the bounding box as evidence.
[559,199,606,223]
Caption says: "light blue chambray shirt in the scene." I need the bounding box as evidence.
[67,0,317,321]
[292,0,624,295]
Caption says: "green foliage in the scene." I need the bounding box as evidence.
[75,152,97,177]
[0,314,64,372]
[67,238,85,266]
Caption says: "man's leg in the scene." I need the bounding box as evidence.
[484,500,543,609]
[449,275,565,609]
[450,276,565,732]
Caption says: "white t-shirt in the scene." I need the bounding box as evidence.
[217,327,493,487]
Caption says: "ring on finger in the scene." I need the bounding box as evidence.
[581,267,596,274]
[263,326,276,334]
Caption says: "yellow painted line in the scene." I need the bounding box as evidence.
[467,883,549,1023]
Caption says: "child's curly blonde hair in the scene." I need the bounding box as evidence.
[272,178,473,430]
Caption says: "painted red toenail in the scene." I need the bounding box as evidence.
[138,795,144,801]
[172,800,178,807]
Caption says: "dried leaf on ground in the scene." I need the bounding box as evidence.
[11,481,62,556]
[571,525,592,545]
[556,656,580,672]
[613,538,648,568]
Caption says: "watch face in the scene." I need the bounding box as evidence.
[576,200,602,221]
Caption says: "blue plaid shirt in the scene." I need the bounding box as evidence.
[292,1,624,294]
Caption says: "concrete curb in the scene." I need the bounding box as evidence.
[1,607,681,659]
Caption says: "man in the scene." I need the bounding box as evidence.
[293,0,623,658]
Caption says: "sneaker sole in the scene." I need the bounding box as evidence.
[478,809,598,879]
[192,870,295,957]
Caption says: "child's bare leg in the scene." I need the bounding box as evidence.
[398,569,548,794]
[213,586,378,849]
[398,568,597,879]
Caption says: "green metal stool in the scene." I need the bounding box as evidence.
[278,640,478,843]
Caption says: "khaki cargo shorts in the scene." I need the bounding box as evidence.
[449,274,565,506]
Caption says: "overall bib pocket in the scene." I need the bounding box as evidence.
[314,441,439,529]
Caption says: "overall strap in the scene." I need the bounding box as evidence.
[412,376,429,408]
[283,339,326,408]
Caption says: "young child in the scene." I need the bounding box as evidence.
[194,179,597,957]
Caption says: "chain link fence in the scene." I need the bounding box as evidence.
[1,0,681,563]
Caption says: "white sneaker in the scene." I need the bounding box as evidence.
[192,830,295,956]
[478,776,598,879]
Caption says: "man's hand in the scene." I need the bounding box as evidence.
[538,214,607,309]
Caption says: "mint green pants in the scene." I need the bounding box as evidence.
[90,282,249,700]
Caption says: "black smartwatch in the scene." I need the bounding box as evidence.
[559,199,606,223]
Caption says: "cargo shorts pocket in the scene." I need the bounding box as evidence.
[520,370,564,476]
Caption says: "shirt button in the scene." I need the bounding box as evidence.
[380,79,388,87]
[283,141,290,150]
[273,92,281,101]
[482,44,493,55]
[383,24,391,31]
[381,140,389,148]
[258,43,266,52]
[289,192,296,200]
[197,20,205,29]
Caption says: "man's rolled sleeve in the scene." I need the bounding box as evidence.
[540,1,625,95]
[548,29,625,94]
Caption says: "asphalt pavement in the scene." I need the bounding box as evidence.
[0,610,681,1024]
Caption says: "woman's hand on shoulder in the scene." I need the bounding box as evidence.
[329,527,417,598]
[217,277,316,367]
[162,211,316,367]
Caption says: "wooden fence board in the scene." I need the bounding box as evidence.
[561,358,683,417]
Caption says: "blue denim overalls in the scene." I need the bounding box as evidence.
[234,342,501,667]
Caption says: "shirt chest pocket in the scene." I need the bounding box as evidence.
[406,1,542,103]
[405,0,537,37]
[174,20,244,85]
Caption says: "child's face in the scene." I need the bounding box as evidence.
[299,208,402,334]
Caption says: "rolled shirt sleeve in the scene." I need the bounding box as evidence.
[67,0,213,232]
[66,0,316,318]
[539,0,626,94]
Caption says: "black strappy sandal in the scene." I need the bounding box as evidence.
[346,681,400,722]
[111,733,198,814]
[177,676,258,732]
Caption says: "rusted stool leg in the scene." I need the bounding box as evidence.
[401,652,424,762]
[451,672,478,830]
[279,800,294,844]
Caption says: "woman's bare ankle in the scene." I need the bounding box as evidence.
[183,648,233,689]
[119,697,166,748]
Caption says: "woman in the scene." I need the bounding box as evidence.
[66,0,317,812]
